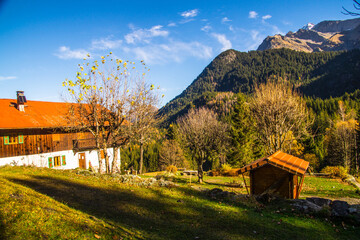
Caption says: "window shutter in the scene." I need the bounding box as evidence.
[4,136,9,145]
[62,155,66,166]
[18,134,24,144]
[48,157,53,168]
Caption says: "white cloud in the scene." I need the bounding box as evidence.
[221,17,231,23]
[125,25,169,44]
[229,26,235,32]
[168,22,176,27]
[180,9,199,18]
[249,11,258,19]
[262,15,272,20]
[212,33,232,51]
[124,41,212,65]
[250,30,260,41]
[0,76,16,81]
[201,25,211,32]
[54,46,88,60]
[91,37,122,50]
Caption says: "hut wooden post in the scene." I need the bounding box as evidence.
[295,175,305,199]
[241,173,249,195]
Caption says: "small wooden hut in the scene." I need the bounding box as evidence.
[239,151,309,199]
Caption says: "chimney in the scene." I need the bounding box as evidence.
[16,91,27,112]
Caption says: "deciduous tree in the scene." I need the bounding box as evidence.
[250,79,310,154]
[177,107,229,183]
[63,53,157,173]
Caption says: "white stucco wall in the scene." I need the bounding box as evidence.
[0,148,121,170]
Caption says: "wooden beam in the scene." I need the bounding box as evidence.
[296,175,305,199]
[242,173,249,195]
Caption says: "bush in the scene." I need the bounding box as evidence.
[220,163,232,175]
[320,166,348,179]
[166,165,177,174]
[208,164,239,177]
[303,153,320,172]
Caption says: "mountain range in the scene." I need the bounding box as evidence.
[159,18,360,124]
[258,18,360,52]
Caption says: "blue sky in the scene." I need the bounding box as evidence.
[0,0,356,106]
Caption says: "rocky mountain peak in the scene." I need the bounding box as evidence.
[257,18,360,52]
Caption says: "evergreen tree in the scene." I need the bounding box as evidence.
[227,93,262,167]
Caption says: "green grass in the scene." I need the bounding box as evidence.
[0,166,359,240]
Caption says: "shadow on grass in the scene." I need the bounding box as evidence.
[6,175,358,240]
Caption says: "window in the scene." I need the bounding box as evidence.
[54,156,61,167]
[4,134,24,145]
[48,157,53,168]
[61,155,66,165]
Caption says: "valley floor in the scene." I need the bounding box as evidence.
[0,166,359,240]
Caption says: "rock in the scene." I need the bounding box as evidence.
[348,207,357,214]
[291,199,322,213]
[256,193,280,203]
[306,197,332,207]
[208,188,223,198]
[331,200,349,217]
[190,186,209,192]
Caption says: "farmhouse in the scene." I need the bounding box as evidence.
[239,151,309,199]
[0,91,119,170]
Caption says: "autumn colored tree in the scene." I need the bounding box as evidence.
[250,79,310,155]
[63,53,157,173]
[325,101,357,172]
[177,107,229,183]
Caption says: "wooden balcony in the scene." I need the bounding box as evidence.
[73,138,97,151]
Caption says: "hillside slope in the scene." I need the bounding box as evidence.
[159,48,360,124]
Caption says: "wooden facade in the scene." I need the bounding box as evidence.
[239,151,309,199]
[0,129,95,158]
[249,164,298,199]
[0,94,118,170]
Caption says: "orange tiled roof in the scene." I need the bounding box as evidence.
[0,99,72,129]
[239,151,309,176]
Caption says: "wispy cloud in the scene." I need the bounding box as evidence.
[125,25,169,44]
[201,25,211,32]
[124,41,212,65]
[180,9,199,18]
[91,37,122,50]
[212,33,232,51]
[246,30,264,50]
[249,11,258,19]
[262,15,272,21]
[0,76,17,81]
[221,17,231,23]
[168,22,176,27]
[54,46,88,59]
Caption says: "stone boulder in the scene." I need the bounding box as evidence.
[306,197,332,207]
[291,199,322,213]
[331,200,350,217]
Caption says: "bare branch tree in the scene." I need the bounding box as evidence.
[177,107,229,183]
[342,0,360,16]
[129,81,161,174]
[63,53,154,174]
[250,79,310,154]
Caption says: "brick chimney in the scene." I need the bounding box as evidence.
[16,91,27,112]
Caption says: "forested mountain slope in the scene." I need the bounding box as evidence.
[159,48,360,124]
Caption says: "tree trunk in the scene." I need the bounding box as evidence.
[139,142,144,174]
[97,149,104,174]
[197,161,204,183]
[111,147,121,174]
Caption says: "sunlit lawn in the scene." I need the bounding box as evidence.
[0,166,359,240]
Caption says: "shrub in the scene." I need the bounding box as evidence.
[303,153,320,172]
[166,165,177,174]
[320,166,347,179]
[220,163,232,175]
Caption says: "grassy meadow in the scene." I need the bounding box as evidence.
[0,166,359,240]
